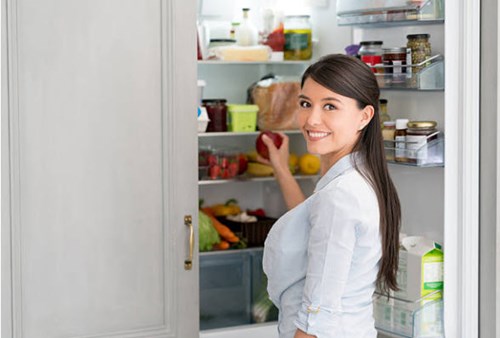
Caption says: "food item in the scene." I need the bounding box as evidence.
[206,149,239,180]
[256,131,283,160]
[395,119,409,163]
[407,34,431,73]
[251,79,301,130]
[201,207,240,243]
[226,212,258,223]
[209,165,221,179]
[202,99,227,132]
[247,208,266,217]
[382,121,396,162]
[199,210,221,252]
[379,99,391,127]
[235,8,258,46]
[246,150,258,162]
[299,153,320,175]
[382,48,407,84]
[212,240,230,250]
[214,45,271,62]
[284,15,312,60]
[359,41,383,73]
[210,199,241,217]
[406,121,438,164]
[264,22,285,52]
[237,154,248,175]
[247,162,274,177]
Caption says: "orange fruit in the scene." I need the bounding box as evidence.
[299,154,321,175]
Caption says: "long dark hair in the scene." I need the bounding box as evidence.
[301,54,401,294]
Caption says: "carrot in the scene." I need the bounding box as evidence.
[201,207,239,243]
[213,240,230,250]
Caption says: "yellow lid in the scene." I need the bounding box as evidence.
[407,121,437,129]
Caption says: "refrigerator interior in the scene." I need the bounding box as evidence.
[197,0,445,336]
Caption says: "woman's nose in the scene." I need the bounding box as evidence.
[306,106,322,126]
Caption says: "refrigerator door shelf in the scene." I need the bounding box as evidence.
[337,0,444,27]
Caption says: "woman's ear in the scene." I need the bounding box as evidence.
[359,105,375,130]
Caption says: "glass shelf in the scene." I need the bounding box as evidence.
[337,0,444,27]
[385,132,444,167]
[198,60,311,66]
[199,174,319,185]
[373,290,444,337]
[198,130,302,137]
[374,55,444,91]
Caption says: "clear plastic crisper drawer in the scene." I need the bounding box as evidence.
[373,290,444,337]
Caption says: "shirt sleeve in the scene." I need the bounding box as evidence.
[294,181,360,337]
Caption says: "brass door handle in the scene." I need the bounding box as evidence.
[184,215,194,270]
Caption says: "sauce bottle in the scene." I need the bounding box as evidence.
[395,119,409,163]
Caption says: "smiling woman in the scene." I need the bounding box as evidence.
[259,54,401,338]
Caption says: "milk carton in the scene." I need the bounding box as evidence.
[395,236,444,302]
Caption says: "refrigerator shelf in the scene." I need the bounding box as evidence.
[374,290,444,337]
[198,60,311,66]
[198,130,302,137]
[199,174,320,185]
[384,132,444,167]
[374,55,444,91]
[337,0,444,27]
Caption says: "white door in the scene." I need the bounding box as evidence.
[2,1,199,337]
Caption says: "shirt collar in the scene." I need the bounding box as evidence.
[314,152,362,192]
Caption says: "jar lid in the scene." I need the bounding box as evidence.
[407,120,437,129]
[383,121,396,127]
[202,99,227,104]
[210,39,236,43]
[383,47,407,53]
[395,118,410,129]
[360,41,383,46]
[407,34,430,39]
[379,99,388,104]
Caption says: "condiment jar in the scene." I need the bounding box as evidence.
[359,41,383,73]
[202,99,228,132]
[236,8,258,46]
[379,99,391,126]
[395,118,409,163]
[406,121,438,163]
[382,121,396,162]
[284,15,312,60]
[382,47,408,84]
[407,34,431,73]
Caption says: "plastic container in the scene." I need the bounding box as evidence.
[217,216,277,247]
[197,106,210,133]
[284,15,312,60]
[227,104,259,132]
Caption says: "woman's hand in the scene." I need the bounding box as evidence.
[256,132,290,176]
[294,329,316,338]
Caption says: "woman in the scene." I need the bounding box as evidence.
[261,54,401,338]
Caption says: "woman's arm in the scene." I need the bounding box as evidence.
[257,132,305,210]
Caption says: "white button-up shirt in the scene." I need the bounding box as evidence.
[263,154,381,338]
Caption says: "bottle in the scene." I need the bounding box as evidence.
[229,22,240,40]
[382,121,396,162]
[395,118,409,162]
[284,15,312,60]
[235,8,258,46]
[379,99,391,127]
[359,41,383,73]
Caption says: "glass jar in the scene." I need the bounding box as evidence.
[202,99,228,132]
[359,41,383,73]
[284,15,312,60]
[406,121,438,163]
[379,99,391,126]
[407,34,431,72]
[382,121,396,162]
[383,47,408,84]
[395,118,409,163]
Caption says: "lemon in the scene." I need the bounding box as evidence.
[288,153,299,174]
[299,154,321,175]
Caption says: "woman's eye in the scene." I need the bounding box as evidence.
[299,100,311,108]
[324,103,336,111]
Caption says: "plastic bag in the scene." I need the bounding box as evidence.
[249,76,301,130]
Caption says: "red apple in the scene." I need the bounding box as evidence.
[256,131,283,160]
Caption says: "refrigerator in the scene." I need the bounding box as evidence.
[195,0,480,337]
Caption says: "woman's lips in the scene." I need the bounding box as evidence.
[306,130,331,141]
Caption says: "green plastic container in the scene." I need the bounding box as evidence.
[227,104,259,132]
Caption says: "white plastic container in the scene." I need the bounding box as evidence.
[198,106,210,133]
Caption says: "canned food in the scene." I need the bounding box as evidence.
[383,47,407,84]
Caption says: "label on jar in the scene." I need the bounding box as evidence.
[406,48,412,76]
[395,135,406,160]
[406,134,427,161]
[284,32,309,50]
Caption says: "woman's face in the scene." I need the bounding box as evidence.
[297,78,374,168]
